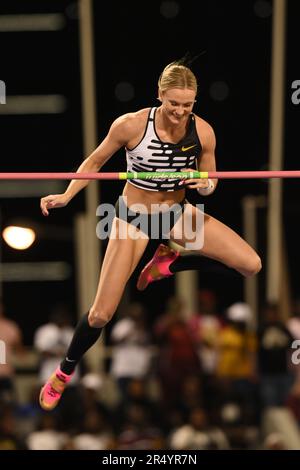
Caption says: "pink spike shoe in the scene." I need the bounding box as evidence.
[137,243,180,291]
[39,367,73,411]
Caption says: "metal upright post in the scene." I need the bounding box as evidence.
[76,0,103,371]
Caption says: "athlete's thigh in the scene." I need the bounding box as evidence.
[94,218,149,309]
[170,203,256,267]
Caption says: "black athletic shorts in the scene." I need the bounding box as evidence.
[114,196,186,239]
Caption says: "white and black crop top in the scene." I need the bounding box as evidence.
[126,107,202,191]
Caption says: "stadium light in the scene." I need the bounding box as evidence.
[2,225,36,250]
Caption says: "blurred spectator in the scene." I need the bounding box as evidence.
[80,373,110,419]
[0,298,24,403]
[113,377,163,434]
[26,412,68,450]
[188,289,222,374]
[153,297,201,406]
[116,402,165,450]
[174,374,204,420]
[262,432,287,450]
[169,406,230,450]
[33,303,79,385]
[0,405,27,450]
[109,302,153,398]
[218,401,259,449]
[72,409,114,450]
[286,381,300,424]
[257,302,295,408]
[33,304,82,428]
[187,289,222,411]
[260,406,300,450]
[216,302,258,422]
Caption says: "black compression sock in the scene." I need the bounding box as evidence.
[60,312,102,375]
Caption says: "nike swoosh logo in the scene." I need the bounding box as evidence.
[181,145,196,152]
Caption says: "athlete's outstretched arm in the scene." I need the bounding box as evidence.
[40,116,130,215]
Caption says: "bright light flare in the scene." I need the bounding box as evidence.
[2,226,36,250]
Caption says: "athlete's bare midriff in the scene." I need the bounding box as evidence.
[122,181,185,212]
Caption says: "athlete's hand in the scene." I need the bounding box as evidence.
[180,168,210,189]
[40,193,70,216]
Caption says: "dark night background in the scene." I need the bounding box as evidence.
[0,0,299,344]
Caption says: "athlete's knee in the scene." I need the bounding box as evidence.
[244,253,262,277]
[88,305,115,328]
